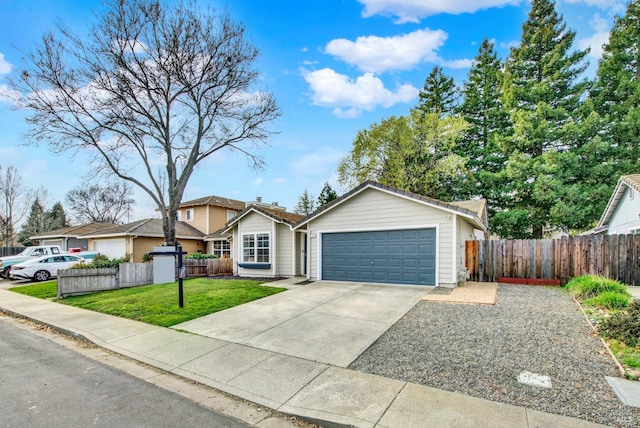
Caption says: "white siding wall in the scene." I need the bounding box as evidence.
[276,223,294,276]
[235,212,275,277]
[609,187,640,234]
[307,188,456,286]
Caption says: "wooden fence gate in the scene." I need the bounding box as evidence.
[465,234,640,286]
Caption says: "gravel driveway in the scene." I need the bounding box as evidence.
[349,284,640,427]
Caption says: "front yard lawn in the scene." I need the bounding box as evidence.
[9,278,286,327]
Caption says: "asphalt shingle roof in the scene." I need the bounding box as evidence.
[81,218,204,239]
[179,195,245,211]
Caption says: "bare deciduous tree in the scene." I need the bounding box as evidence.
[65,181,134,224]
[0,166,31,247]
[12,0,280,245]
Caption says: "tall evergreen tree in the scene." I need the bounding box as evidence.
[46,201,69,231]
[417,66,459,116]
[17,200,47,246]
[458,38,510,212]
[495,0,589,238]
[294,190,317,215]
[592,0,640,175]
[317,182,338,207]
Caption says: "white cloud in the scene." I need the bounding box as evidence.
[358,0,521,23]
[441,58,474,69]
[0,53,12,75]
[325,28,447,73]
[578,14,611,59]
[253,177,263,185]
[272,177,287,184]
[302,68,418,117]
[0,84,21,104]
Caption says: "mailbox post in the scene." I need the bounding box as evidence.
[149,245,187,308]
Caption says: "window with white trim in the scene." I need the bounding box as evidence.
[227,210,236,221]
[242,233,270,263]
[185,208,194,221]
[212,240,231,258]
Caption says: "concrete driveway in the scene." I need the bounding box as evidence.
[173,279,431,367]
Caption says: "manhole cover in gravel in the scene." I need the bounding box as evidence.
[518,371,552,388]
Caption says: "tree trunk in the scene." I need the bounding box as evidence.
[163,206,177,247]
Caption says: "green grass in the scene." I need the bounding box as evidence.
[583,291,631,310]
[564,275,629,301]
[609,339,640,370]
[9,281,57,299]
[10,278,286,327]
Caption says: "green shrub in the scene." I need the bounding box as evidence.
[565,275,629,300]
[185,252,218,260]
[142,252,153,262]
[70,254,128,269]
[583,291,631,310]
[601,300,640,347]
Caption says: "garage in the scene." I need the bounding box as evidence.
[42,239,64,249]
[321,228,436,285]
[93,238,126,259]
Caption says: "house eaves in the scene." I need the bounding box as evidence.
[29,222,118,240]
[293,181,488,232]
[597,174,640,228]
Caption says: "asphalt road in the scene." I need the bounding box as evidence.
[0,317,250,428]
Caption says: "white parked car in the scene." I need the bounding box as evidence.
[9,254,90,282]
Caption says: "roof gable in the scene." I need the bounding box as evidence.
[598,174,640,228]
[179,195,245,211]
[293,181,488,231]
[223,205,304,233]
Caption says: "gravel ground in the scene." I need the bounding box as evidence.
[349,284,640,427]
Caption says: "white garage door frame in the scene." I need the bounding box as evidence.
[42,239,64,249]
[317,224,440,286]
[93,238,127,259]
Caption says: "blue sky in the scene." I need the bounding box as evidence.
[0,0,627,222]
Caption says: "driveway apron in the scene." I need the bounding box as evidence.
[173,280,430,367]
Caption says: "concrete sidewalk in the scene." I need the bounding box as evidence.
[0,286,608,428]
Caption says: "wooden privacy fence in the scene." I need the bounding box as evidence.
[465,234,640,286]
[58,263,153,298]
[182,258,233,277]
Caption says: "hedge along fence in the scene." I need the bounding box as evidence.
[57,263,153,298]
[465,234,640,286]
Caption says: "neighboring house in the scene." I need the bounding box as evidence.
[81,218,205,262]
[596,174,640,235]
[177,195,246,235]
[222,205,305,278]
[225,181,488,287]
[30,222,117,251]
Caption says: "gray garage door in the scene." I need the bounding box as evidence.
[321,228,436,285]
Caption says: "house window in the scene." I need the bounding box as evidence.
[212,240,231,258]
[176,211,182,221]
[242,233,269,263]
[185,208,194,221]
[227,210,236,221]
